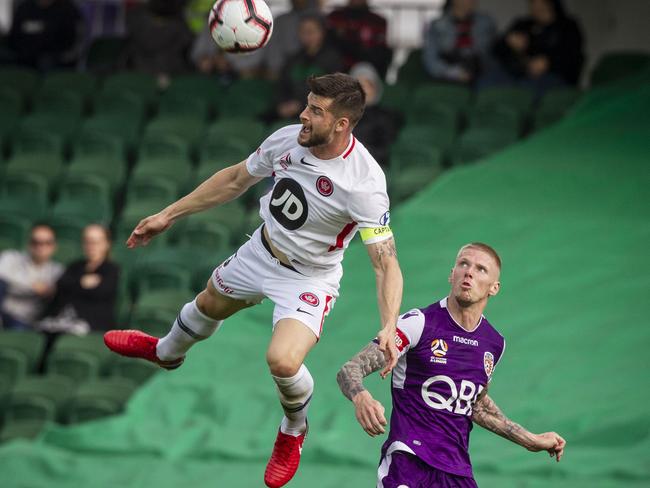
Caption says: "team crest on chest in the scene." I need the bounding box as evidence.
[316,176,334,196]
[484,351,495,379]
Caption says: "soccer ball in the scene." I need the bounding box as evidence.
[209,0,274,53]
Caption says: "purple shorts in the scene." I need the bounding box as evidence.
[378,450,478,488]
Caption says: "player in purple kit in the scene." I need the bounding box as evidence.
[337,243,566,487]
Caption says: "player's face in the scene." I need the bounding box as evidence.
[448,248,500,307]
[298,93,338,147]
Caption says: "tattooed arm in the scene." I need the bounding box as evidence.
[365,236,403,377]
[337,341,389,437]
[472,393,566,462]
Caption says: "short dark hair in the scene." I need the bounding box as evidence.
[458,242,502,271]
[307,73,366,126]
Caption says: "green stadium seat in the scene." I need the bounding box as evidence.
[52,174,113,223]
[102,72,158,106]
[11,127,65,158]
[0,172,50,209]
[380,83,411,113]
[4,375,75,423]
[158,91,210,122]
[85,37,127,74]
[206,119,266,152]
[65,377,136,424]
[133,289,192,318]
[108,355,158,385]
[532,87,582,130]
[0,418,48,442]
[32,90,84,120]
[0,88,23,146]
[131,158,192,188]
[93,91,147,122]
[172,218,232,254]
[0,67,40,100]
[0,215,31,250]
[20,112,80,143]
[143,116,206,149]
[115,199,171,246]
[475,87,534,114]
[126,176,179,205]
[217,79,275,118]
[413,83,472,116]
[46,333,111,383]
[128,246,199,297]
[183,200,247,242]
[0,349,28,389]
[40,71,97,101]
[451,127,518,165]
[396,124,456,156]
[73,130,125,161]
[0,331,46,373]
[83,113,142,149]
[467,105,522,134]
[198,139,250,168]
[590,51,650,86]
[405,102,460,134]
[138,133,190,161]
[129,308,177,337]
[167,74,220,107]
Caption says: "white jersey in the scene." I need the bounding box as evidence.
[246,124,392,277]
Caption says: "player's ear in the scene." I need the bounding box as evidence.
[335,116,349,133]
[448,269,453,284]
[488,281,500,297]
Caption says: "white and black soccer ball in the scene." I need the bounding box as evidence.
[209,0,273,53]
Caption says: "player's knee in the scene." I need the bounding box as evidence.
[196,288,226,321]
[266,350,302,377]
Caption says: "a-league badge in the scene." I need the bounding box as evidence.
[484,352,495,379]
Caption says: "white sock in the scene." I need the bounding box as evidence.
[272,364,313,436]
[156,299,223,361]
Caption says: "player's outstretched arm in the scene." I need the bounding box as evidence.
[337,342,388,437]
[365,237,403,377]
[127,161,261,248]
[472,393,566,462]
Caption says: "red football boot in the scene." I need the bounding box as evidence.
[103,330,184,370]
[264,423,308,488]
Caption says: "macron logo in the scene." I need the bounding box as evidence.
[453,335,479,347]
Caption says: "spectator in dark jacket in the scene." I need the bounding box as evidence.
[327,0,391,76]
[480,0,584,97]
[422,0,496,84]
[350,62,402,168]
[40,224,119,334]
[7,0,82,69]
[274,14,342,121]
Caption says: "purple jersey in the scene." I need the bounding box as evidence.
[381,298,506,478]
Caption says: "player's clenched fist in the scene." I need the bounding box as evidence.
[531,432,566,462]
[126,213,173,248]
[352,390,387,437]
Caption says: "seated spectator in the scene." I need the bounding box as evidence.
[274,14,342,121]
[422,0,496,84]
[124,0,194,87]
[480,0,584,97]
[261,0,321,80]
[39,224,119,335]
[350,62,402,167]
[6,0,83,70]
[327,0,391,76]
[0,224,63,330]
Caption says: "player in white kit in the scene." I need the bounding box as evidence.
[104,73,403,488]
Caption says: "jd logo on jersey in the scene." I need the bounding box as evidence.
[430,339,448,365]
[269,178,308,230]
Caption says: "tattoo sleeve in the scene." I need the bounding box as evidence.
[337,342,387,401]
[471,394,538,450]
[374,238,398,263]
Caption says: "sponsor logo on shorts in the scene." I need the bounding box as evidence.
[299,292,319,307]
[379,211,390,226]
[484,352,495,379]
[213,267,234,294]
[453,335,479,347]
[430,339,448,364]
[316,176,333,196]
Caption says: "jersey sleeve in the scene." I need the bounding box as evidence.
[246,125,298,177]
[349,180,392,245]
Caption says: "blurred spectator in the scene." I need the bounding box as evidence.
[327,0,391,76]
[39,224,119,334]
[350,62,402,167]
[191,24,265,80]
[262,0,321,80]
[6,0,83,70]
[0,224,63,331]
[124,0,194,87]
[422,0,496,84]
[274,14,342,120]
[480,0,584,96]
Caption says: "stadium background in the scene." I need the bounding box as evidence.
[0,1,649,487]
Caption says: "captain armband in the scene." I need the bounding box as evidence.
[359,226,393,245]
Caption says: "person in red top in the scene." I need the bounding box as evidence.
[327,0,392,76]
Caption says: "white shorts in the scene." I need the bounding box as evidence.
[210,227,339,339]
